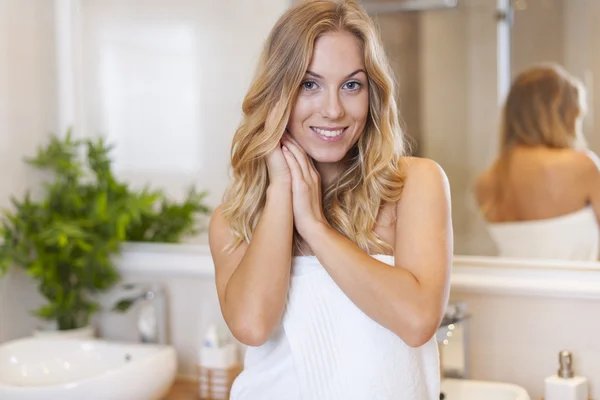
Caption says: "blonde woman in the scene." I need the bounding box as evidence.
[475,63,600,260]
[209,1,452,398]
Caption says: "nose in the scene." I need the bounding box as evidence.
[321,90,345,120]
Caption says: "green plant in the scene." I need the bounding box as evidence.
[126,186,210,243]
[0,130,211,331]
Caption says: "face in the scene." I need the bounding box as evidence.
[287,31,369,165]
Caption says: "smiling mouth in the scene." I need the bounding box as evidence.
[311,126,348,140]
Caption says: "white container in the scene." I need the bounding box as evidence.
[545,375,588,400]
[197,324,240,400]
[197,344,240,400]
[545,351,588,400]
[199,342,238,370]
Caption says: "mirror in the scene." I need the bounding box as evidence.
[367,0,600,264]
[64,0,600,267]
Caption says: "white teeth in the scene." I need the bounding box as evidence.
[313,127,344,137]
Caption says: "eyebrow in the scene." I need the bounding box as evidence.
[305,69,366,79]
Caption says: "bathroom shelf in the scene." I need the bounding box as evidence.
[114,243,600,300]
[452,255,600,300]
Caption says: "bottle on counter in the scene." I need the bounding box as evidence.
[197,324,241,400]
[544,350,588,400]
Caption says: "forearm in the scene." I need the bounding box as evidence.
[224,185,294,342]
[306,223,441,347]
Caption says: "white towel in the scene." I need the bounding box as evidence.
[231,255,440,400]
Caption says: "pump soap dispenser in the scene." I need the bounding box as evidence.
[544,350,588,400]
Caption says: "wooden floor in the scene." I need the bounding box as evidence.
[164,379,199,400]
[165,364,241,399]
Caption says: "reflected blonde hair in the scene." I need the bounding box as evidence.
[500,63,586,151]
[484,63,587,216]
[221,0,406,254]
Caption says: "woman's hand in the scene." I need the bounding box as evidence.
[281,133,329,238]
[266,142,291,188]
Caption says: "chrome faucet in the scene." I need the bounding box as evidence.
[436,301,470,380]
[113,283,169,345]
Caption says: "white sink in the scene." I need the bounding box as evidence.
[0,337,177,400]
[441,378,531,400]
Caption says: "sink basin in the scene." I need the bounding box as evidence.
[441,378,530,400]
[0,337,177,400]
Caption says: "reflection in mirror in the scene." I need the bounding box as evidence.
[474,64,600,261]
[372,0,599,261]
[468,0,600,261]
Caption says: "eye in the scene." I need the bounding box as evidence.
[343,81,362,91]
[301,80,318,91]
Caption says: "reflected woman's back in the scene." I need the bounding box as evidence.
[475,146,600,260]
[475,63,600,260]
[476,146,598,223]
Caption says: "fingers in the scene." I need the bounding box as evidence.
[282,145,304,185]
[266,142,291,185]
[282,135,312,182]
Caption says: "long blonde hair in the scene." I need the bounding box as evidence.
[484,63,587,216]
[500,63,586,151]
[221,0,406,254]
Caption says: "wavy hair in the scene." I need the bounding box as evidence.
[221,0,406,254]
[483,63,587,217]
[500,63,586,151]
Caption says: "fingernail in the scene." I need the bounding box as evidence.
[282,146,289,152]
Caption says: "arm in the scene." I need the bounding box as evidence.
[209,172,294,347]
[306,159,452,347]
[281,133,452,347]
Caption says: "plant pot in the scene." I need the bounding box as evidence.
[32,325,96,340]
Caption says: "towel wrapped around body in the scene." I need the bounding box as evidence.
[230,254,440,400]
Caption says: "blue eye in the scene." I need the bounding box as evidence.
[302,81,318,91]
[344,81,362,91]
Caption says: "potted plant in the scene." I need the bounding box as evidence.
[0,130,211,337]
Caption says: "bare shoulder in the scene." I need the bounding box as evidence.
[398,157,451,207]
[401,156,450,185]
[209,204,248,271]
[394,157,453,267]
[546,148,594,170]
[552,149,600,184]
[571,149,600,172]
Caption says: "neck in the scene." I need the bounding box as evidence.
[315,161,342,187]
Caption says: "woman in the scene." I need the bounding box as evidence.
[209,1,452,398]
[475,63,600,260]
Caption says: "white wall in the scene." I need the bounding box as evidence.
[451,290,600,400]
[0,0,59,342]
[75,0,289,221]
